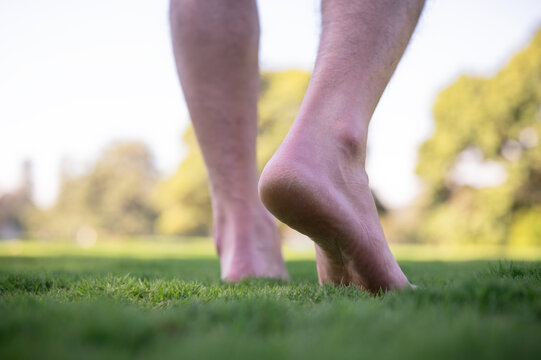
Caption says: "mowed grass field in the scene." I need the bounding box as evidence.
[1,240,541,359]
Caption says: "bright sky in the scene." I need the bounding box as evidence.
[1,0,541,209]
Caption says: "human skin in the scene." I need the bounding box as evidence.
[170,0,425,292]
[170,0,288,281]
[260,0,425,293]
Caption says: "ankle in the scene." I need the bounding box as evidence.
[210,184,259,210]
[334,122,368,162]
[212,199,271,250]
[212,194,265,219]
[295,109,369,163]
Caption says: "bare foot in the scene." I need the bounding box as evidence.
[214,201,289,282]
[259,115,410,293]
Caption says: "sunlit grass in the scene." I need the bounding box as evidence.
[1,238,541,261]
[0,238,217,259]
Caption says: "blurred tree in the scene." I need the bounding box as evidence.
[415,28,541,245]
[28,141,158,239]
[154,70,312,235]
[0,161,34,239]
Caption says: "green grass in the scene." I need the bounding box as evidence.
[1,242,541,359]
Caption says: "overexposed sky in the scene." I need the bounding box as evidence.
[1,0,541,208]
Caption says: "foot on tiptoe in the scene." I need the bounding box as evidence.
[259,114,411,293]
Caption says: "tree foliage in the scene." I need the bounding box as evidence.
[0,165,33,239]
[28,141,158,239]
[415,28,541,244]
[153,70,311,235]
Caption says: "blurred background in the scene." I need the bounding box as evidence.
[1,0,541,257]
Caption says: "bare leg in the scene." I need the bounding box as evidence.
[170,0,287,281]
[259,0,424,293]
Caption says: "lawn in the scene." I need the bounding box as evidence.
[1,240,541,359]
